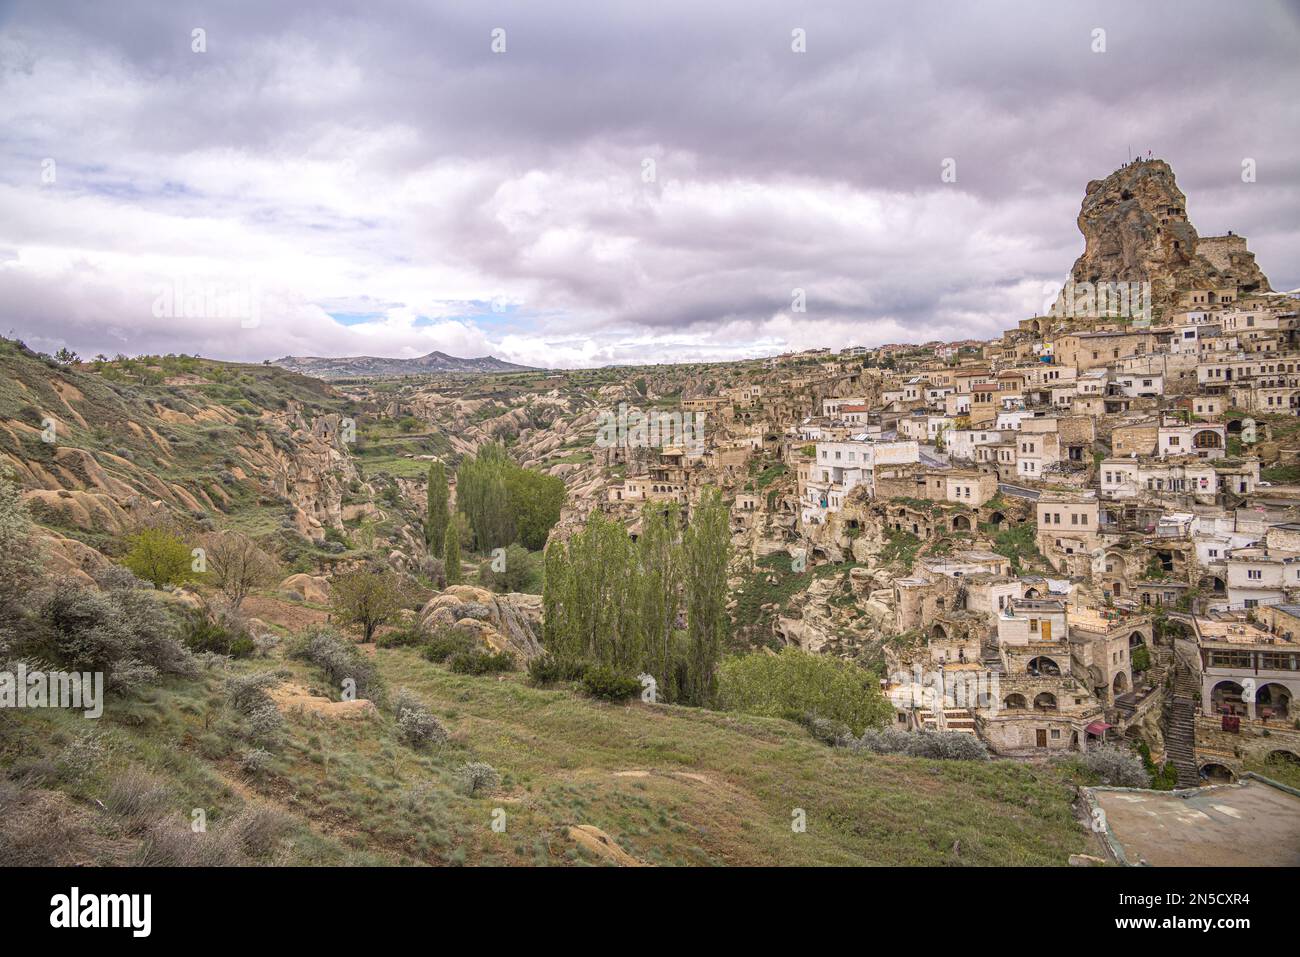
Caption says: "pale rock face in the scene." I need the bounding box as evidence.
[1067,159,1270,321]
[418,584,543,660]
[279,573,332,604]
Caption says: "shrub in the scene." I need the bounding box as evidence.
[55,728,112,780]
[290,626,384,705]
[376,622,426,648]
[392,687,449,750]
[31,576,196,690]
[239,748,273,776]
[526,653,589,685]
[458,761,501,796]
[180,608,255,658]
[718,647,892,736]
[422,626,478,663]
[580,665,641,701]
[121,528,196,588]
[225,671,281,715]
[448,650,515,675]
[1067,744,1151,788]
[850,727,990,761]
[105,766,172,831]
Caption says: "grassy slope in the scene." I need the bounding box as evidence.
[2,639,1091,867]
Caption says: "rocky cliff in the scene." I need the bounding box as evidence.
[1065,159,1270,320]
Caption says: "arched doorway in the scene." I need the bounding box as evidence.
[988,511,1006,528]
[931,623,948,641]
[1128,631,1146,648]
[1200,763,1235,784]
[952,515,971,532]
[1211,680,1245,715]
[1003,693,1027,710]
[1256,683,1292,720]
[1113,671,1129,694]
[1024,587,1040,599]
[1027,656,1061,677]
[1033,692,1058,711]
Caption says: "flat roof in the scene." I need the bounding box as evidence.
[1091,778,1300,866]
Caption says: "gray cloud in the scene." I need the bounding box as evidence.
[0,0,1297,366]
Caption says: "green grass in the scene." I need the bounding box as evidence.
[0,645,1091,866]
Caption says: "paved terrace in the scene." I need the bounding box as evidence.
[1091,777,1300,866]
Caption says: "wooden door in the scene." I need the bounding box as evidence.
[1036,729,1048,748]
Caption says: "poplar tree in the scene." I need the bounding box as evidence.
[426,461,449,555]
[443,522,463,586]
[681,488,730,707]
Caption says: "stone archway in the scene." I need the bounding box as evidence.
[1256,683,1292,719]
[1128,631,1146,648]
[1113,671,1129,694]
[1200,763,1236,784]
[1267,750,1300,765]
[1193,430,1223,451]
[952,514,971,532]
[1004,693,1027,710]
[1027,656,1060,677]
[931,623,948,642]
[1211,680,1245,715]
[988,511,1006,528]
[1033,692,1058,711]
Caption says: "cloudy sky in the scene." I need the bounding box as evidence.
[1,0,1297,368]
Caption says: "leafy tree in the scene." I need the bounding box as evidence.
[123,527,196,588]
[201,531,278,611]
[53,347,79,366]
[443,523,463,585]
[425,461,449,555]
[718,647,892,736]
[681,488,730,707]
[456,442,564,552]
[330,567,408,643]
[478,542,537,593]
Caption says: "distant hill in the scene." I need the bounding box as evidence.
[272,350,538,379]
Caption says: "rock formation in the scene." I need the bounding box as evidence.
[1064,159,1270,321]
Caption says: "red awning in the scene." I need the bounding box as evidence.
[1085,721,1112,735]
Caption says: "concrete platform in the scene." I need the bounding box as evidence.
[1089,776,1300,866]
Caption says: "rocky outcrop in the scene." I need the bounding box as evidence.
[417,585,543,661]
[1064,159,1270,321]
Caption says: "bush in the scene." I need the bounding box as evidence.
[718,647,893,736]
[392,687,449,749]
[1067,744,1151,788]
[448,650,515,675]
[31,576,196,691]
[580,665,641,701]
[526,653,589,685]
[55,728,112,780]
[180,608,255,658]
[458,761,501,796]
[121,528,196,588]
[376,623,426,648]
[105,766,172,831]
[239,748,274,776]
[422,626,478,662]
[290,626,384,705]
[477,543,539,593]
[849,727,990,761]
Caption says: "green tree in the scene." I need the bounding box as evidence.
[443,522,463,585]
[718,647,892,735]
[426,461,449,555]
[123,527,196,587]
[681,488,730,707]
[330,567,407,643]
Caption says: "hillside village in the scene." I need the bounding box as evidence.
[2,157,1299,867]
[538,158,1300,788]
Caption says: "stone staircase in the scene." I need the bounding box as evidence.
[922,707,979,735]
[1166,661,1202,788]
